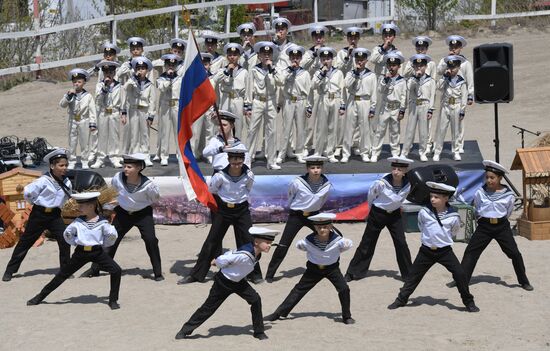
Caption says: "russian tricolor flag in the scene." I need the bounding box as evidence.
[177,31,218,211]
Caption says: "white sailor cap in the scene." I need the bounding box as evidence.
[482,160,508,175]
[410,53,432,65]
[344,26,363,36]
[388,156,413,168]
[122,153,148,167]
[97,60,121,70]
[444,54,465,67]
[161,53,182,64]
[201,52,214,61]
[304,155,327,165]
[384,51,405,64]
[237,22,256,35]
[170,38,187,49]
[286,44,305,56]
[412,35,432,47]
[273,17,291,29]
[101,42,121,54]
[202,31,221,43]
[318,46,336,58]
[426,181,456,195]
[225,146,247,157]
[68,68,90,81]
[43,148,69,164]
[249,226,279,241]
[309,24,328,36]
[381,23,400,35]
[218,110,239,121]
[253,41,278,55]
[352,47,371,59]
[309,212,337,225]
[224,43,244,55]
[130,56,153,71]
[71,191,101,203]
[446,35,467,48]
[127,36,146,47]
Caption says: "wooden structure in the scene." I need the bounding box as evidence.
[0,167,42,248]
[511,147,550,240]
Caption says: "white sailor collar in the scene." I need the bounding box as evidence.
[233,242,257,263]
[297,173,330,193]
[221,164,253,182]
[305,230,342,249]
[75,216,110,228]
[481,184,514,200]
[380,173,410,190]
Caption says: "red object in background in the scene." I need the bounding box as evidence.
[335,201,370,222]
[246,2,291,12]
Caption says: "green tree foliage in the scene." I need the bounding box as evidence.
[399,0,458,30]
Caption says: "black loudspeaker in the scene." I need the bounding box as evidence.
[66,170,106,192]
[407,165,459,205]
[473,43,513,103]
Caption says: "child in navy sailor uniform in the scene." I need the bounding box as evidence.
[455,160,533,291]
[388,182,479,312]
[265,156,332,282]
[179,147,262,284]
[82,153,162,280]
[266,213,355,325]
[2,149,72,282]
[27,192,122,310]
[176,227,278,340]
[345,156,413,282]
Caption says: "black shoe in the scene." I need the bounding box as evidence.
[343,317,356,325]
[80,268,100,278]
[2,271,12,282]
[521,283,534,291]
[265,277,274,283]
[446,281,457,288]
[108,301,120,310]
[465,303,480,313]
[344,273,353,282]
[27,294,44,306]
[175,328,193,340]
[253,332,268,340]
[249,276,264,285]
[177,276,199,285]
[265,312,281,322]
[387,299,406,310]
[154,275,165,282]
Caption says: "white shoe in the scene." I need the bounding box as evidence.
[152,155,161,162]
[334,148,342,157]
[286,152,296,159]
[90,160,103,169]
[420,154,428,162]
[160,158,168,166]
[205,156,212,164]
[340,156,349,163]
[362,155,371,163]
[296,156,306,164]
[453,153,462,161]
[328,156,339,163]
[459,148,464,154]
[145,158,153,167]
[370,155,378,163]
[112,159,122,168]
[81,162,89,169]
[68,162,76,170]
[433,154,440,162]
[391,152,400,157]
[268,163,281,170]
[275,157,283,164]
[400,153,408,158]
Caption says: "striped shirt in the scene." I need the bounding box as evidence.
[125,183,140,193]
[312,236,329,251]
[308,179,324,193]
[83,217,100,229]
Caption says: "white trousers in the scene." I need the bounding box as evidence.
[314,96,339,157]
[157,101,178,161]
[247,98,277,164]
[401,103,430,156]
[342,99,375,158]
[67,118,92,163]
[279,98,307,158]
[434,104,461,155]
[92,110,120,161]
[372,108,401,157]
[129,108,150,156]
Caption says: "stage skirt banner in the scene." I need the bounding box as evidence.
[150,170,485,225]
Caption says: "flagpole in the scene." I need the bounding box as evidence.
[182,3,228,146]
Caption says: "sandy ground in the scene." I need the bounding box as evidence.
[1,29,550,350]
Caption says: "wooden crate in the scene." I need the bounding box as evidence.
[517,218,550,240]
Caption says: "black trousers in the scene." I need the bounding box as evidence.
[92,206,162,277]
[189,199,261,281]
[397,245,474,306]
[265,210,317,279]
[39,246,121,302]
[180,272,264,334]
[4,207,70,275]
[461,218,530,285]
[346,206,412,279]
[274,261,351,319]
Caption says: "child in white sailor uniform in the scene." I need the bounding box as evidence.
[246,41,280,170]
[370,52,408,162]
[457,160,533,291]
[83,153,162,280]
[266,213,355,325]
[274,45,312,165]
[432,55,468,162]
[179,147,262,284]
[236,23,258,70]
[2,149,72,282]
[91,60,123,169]
[121,56,156,167]
[334,27,363,76]
[312,47,345,163]
[212,43,249,140]
[60,68,97,170]
[202,111,251,172]
[345,156,413,281]
[90,43,121,81]
[401,54,436,162]
[436,35,474,154]
[152,38,186,76]
[388,182,480,312]
[272,17,295,71]
[341,48,377,163]
[27,192,122,310]
[155,54,183,166]
[265,156,332,282]
[202,31,224,75]
[369,23,401,79]
[301,25,327,75]
[176,227,278,340]
[402,36,437,79]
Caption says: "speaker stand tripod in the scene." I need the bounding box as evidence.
[492,103,521,199]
